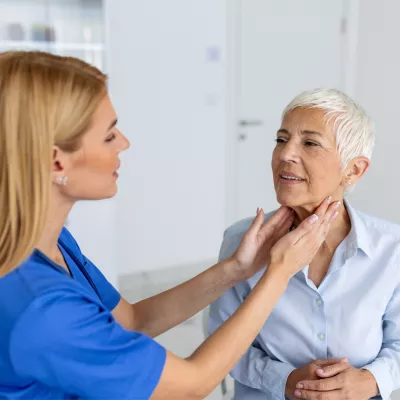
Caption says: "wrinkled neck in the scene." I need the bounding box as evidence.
[291,201,351,250]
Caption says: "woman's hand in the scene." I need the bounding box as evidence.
[268,196,340,280]
[231,206,295,280]
[285,359,349,399]
[293,364,379,399]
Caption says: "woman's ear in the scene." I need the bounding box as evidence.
[341,157,370,187]
[52,145,68,185]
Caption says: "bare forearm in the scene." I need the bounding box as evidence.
[133,258,239,337]
[186,268,288,398]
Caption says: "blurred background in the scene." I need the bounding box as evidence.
[1,1,398,398]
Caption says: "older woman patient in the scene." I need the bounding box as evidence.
[209,89,400,400]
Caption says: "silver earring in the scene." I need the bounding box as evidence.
[55,176,68,186]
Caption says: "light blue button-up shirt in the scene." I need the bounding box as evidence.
[209,202,400,400]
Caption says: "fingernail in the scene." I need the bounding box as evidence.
[334,201,341,209]
[296,384,304,389]
[309,214,319,224]
[317,368,324,374]
[327,196,332,204]
[256,207,260,214]
[331,211,339,221]
[294,390,302,397]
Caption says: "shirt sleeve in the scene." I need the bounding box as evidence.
[208,228,295,400]
[362,281,400,400]
[9,285,166,399]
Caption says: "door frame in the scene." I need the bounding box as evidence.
[224,0,360,226]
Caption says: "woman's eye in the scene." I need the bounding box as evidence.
[304,141,319,147]
[105,132,116,142]
[275,137,286,144]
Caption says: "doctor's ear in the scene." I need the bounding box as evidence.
[52,145,69,186]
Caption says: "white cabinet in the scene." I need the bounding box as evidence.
[0,0,104,69]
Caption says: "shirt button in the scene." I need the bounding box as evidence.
[316,299,322,306]
[318,333,325,341]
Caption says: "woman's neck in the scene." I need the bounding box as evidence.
[292,201,351,251]
[36,189,75,260]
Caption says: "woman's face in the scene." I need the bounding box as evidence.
[271,107,344,210]
[54,95,130,201]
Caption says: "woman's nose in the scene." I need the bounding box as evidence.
[117,130,131,152]
[122,135,131,151]
[280,140,300,163]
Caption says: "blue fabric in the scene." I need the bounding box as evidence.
[0,227,166,399]
[209,201,400,400]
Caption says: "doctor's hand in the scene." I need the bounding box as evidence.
[231,206,294,280]
[285,359,349,399]
[293,364,379,400]
[267,196,340,280]
[232,197,339,282]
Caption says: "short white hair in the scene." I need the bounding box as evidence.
[282,88,375,169]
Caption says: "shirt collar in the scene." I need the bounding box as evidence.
[343,199,372,259]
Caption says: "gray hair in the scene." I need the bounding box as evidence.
[282,88,375,169]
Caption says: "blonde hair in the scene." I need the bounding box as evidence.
[0,51,107,276]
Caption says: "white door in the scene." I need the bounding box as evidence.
[231,0,349,222]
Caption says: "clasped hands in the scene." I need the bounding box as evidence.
[285,358,379,400]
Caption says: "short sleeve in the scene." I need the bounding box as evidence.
[9,286,166,399]
[83,255,121,311]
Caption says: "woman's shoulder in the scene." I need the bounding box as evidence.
[0,258,100,362]
[349,205,400,260]
[0,251,101,327]
[354,207,400,240]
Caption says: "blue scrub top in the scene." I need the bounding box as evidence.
[0,227,166,399]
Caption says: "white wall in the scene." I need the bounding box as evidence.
[348,0,400,228]
[67,200,118,287]
[106,0,227,275]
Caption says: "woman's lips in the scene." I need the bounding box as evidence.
[113,161,121,178]
[279,172,305,185]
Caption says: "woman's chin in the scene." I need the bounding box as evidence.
[276,192,303,208]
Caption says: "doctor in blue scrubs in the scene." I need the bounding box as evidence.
[0,51,342,399]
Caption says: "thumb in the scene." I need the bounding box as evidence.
[314,358,348,366]
[245,208,265,238]
[315,360,350,378]
[286,213,319,244]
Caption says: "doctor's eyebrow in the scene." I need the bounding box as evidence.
[106,119,118,132]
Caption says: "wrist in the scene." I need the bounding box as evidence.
[361,369,379,398]
[284,369,296,397]
[265,263,292,285]
[221,257,243,285]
